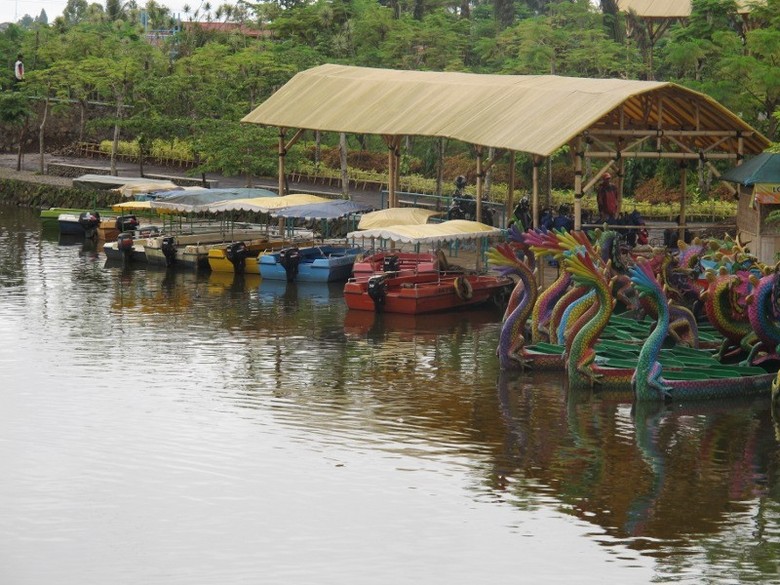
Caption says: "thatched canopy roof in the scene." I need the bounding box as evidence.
[242,64,768,158]
[617,0,762,18]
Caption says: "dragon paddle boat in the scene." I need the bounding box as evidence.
[492,226,777,398]
[629,260,775,401]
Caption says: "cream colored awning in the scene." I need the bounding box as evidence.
[347,219,501,244]
[357,207,443,230]
[618,0,762,17]
[206,194,329,213]
[242,64,768,157]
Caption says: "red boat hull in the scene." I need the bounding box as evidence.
[343,272,512,315]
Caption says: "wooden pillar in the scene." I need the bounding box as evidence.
[573,137,583,231]
[394,141,401,207]
[506,151,516,227]
[386,137,397,208]
[617,151,625,214]
[679,162,687,244]
[532,156,541,229]
[533,155,544,288]
[278,128,286,196]
[475,146,483,224]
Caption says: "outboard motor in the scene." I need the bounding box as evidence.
[117,232,134,264]
[115,214,138,233]
[383,254,400,273]
[161,236,177,267]
[78,211,100,239]
[226,242,249,274]
[367,274,388,312]
[279,247,301,282]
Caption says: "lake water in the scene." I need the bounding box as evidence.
[1,204,779,584]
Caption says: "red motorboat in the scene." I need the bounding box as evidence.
[343,270,513,314]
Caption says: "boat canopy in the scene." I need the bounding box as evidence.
[150,188,277,213]
[112,200,154,211]
[113,181,181,198]
[73,174,180,192]
[206,194,330,213]
[357,207,443,230]
[270,199,374,220]
[348,219,502,244]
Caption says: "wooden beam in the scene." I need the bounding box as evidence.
[591,129,752,138]
[587,151,739,160]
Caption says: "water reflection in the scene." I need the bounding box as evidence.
[3,204,780,583]
[496,372,780,578]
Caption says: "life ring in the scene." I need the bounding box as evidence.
[453,276,473,301]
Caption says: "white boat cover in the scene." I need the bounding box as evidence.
[149,188,278,213]
[347,219,502,244]
[357,207,443,230]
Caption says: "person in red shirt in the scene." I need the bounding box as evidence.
[596,172,618,221]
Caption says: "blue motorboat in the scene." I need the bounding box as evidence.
[259,244,363,283]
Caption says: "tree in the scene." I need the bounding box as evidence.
[0,91,32,171]
[63,0,90,25]
[192,120,284,186]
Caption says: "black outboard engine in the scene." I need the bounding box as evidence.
[279,247,301,282]
[383,254,400,273]
[78,211,100,239]
[115,214,138,233]
[367,274,388,312]
[226,242,249,274]
[117,232,134,263]
[161,236,177,267]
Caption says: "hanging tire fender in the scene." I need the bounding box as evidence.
[453,275,473,301]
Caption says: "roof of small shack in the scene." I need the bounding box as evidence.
[721,152,780,186]
[617,0,761,17]
[242,64,768,157]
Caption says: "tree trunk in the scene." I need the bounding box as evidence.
[315,130,321,167]
[16,117,28,172]
[111,96,123,176]
[79,100,86,143]
[39,98,49,175]
[339,132,349,197]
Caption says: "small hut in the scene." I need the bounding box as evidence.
[722,152,780,264]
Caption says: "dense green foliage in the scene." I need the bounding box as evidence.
[1,0,779,199]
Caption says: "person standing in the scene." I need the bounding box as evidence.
[596,172,618,221]
[13,54,24,86]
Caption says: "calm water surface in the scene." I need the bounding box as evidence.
[1,204,779,584]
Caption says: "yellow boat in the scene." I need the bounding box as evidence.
[207,238,316,274]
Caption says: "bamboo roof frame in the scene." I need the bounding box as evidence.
[242,64,770,237]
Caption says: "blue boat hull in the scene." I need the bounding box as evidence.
[259,245,362,282]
